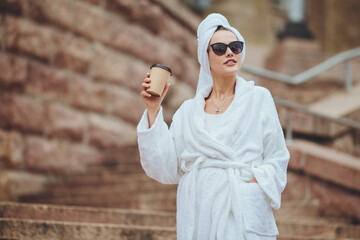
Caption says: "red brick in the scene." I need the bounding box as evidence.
[88,114,137,149]
[328,133,355,155]
[27,61,68,101]
[109,0,198,56]
[310,180,360,220]
[82,0,107,7]
[92,43,148,89]
[1,0,27,15]
[289,110,314,135]
[0,130,23,168]
[287,147,304,171]
[73,0,112,43]
[312,116,331,136]
[0,170,48,200]
[29,0,73,30]
[25,136,102,174]
[0,94,46,134]
[179,56,200,88]
[126,60,151,91]
[110,21,184,76]
[147,8,197,57]
[107,14,185,74]
[0,130,6,159]
[105,0,142,21]
[294,140,360,192]
[45,104,86,141]
[70,74,107,113]
[282,171,307,201]
[29,0,110,43]
[52,31,92,74]
[166,79,195,111]
[108,86,145,124]
[102,145,140,165]
[6,16,53,61]
[0,172,13,200]
[0,53,28,87]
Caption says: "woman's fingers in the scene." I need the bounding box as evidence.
[142,82,150,90]
[249,177,258,183]
[142,77,151,91]
[141,90,152,98]
[160,83,171,98]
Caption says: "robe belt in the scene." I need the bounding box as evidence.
[182,157,256,239]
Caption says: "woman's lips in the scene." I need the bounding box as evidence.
[224,59,237,66]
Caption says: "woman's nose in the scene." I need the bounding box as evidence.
[226,47,233,57]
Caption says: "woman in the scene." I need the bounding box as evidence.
[137,13,289,240]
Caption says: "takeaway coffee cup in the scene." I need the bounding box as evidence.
[146,64,172,97]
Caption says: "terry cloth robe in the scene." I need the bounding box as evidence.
[137,76,290,240]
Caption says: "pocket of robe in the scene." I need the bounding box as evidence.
[240,183,278,236]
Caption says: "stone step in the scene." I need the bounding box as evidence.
[0,218,177,240]
[278,235,360,240]
[308,84,360,120]
[278,104,348,139]
[57,172,150,187]
[2,201,360,239]
[277,218,360,239]
[288,139,360,193]
[20,190,177,210]
[86,162,143,174]
[277,84,360,140]
[42,178,176,197]
[275,201,320,218]
[0,201,176,227]
[18,171,179,210]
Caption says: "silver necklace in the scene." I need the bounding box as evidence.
[210,93,233,114]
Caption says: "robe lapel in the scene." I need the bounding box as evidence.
[189,77,254,162]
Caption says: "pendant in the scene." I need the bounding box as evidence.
[215,108,220,114]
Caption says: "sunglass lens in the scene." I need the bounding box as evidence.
[229,41,243,54]
[212,43,227,56]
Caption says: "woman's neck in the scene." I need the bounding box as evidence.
[211,74,236,99]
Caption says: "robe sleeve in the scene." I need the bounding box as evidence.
[137,107,182,184]
[252,89,290,210]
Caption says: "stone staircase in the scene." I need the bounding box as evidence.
[308,84,360,120]
[276,83,360,140]
[18,166,178,211]
[1,201,360,239]
[1,136,359,240]
[0,201,177,240]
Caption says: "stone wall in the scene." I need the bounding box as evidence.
[284,140,360,221]
[0,0,198,200]
[307,0,360,54]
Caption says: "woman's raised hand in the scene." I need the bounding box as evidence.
[140,73,171,127]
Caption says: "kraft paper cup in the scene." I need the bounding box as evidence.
[146,64,172,97]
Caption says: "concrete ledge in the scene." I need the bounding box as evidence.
[0,218,177,240]
[288,139,360,191]
[0,201,176,227]
[285,139,360,221]
[278,106,349,138]
[277,218,360,239]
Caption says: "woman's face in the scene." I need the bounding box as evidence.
[208,30,242,78]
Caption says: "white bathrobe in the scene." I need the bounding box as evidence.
[137,76,290,239]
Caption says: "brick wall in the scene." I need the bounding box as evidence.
[0,0,198,200]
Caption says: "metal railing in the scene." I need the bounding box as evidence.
[274,98,360,146]
[240,46,360,146]
[241,46,360,92]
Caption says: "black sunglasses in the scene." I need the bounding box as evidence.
[208,41,244,56]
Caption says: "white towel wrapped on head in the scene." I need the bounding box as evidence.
[196,13,246,93]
